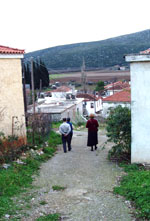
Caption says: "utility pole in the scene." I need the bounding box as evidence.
[31,57,35,145]
[21,59,28,127]
[31,57,35,114]
[81,58,87,93]
[21,59,27,116]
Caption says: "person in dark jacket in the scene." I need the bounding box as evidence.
[86,113,99,151]
[67,117,73,151]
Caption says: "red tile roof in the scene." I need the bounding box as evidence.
[106,82,130,91]
[140,48,150,54]
[104,81,122,89]
[0,45,25,54]
[76,93,101,101]
[50,86,71,93]
[103,88,131,103]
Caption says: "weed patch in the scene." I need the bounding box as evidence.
[39,200,47,205]
[52,185,66,191]
[114,163,150,219]
[36,213,61,221]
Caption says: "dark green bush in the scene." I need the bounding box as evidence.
[106,105,131,160]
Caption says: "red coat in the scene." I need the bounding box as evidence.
[86,118,99,146]
[86,118,99,132]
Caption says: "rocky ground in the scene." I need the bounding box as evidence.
[12,129,134,221]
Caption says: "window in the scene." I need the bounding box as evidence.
[91,103,94,108]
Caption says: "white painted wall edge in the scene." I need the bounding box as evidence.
[0,54,24,59]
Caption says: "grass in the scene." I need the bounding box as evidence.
[36,213,61,221]
[0,130,62,220]
[39,200,47,205]
[52,185,66,191]
[48,130,62,148]
[52,121,62,129]
[114,163,150,219]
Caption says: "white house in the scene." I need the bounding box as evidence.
[102,88,131,118]
[126,48,150,164]
[76,93,102,116]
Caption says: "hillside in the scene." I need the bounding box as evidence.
[25,29,150,71]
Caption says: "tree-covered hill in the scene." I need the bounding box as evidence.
[25,29,150,71]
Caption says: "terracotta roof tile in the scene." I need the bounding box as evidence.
[140,48,150,54]
[103,88,131,102]
[104,81,122,89]
[76,93,101,101]
[0,45,25,54]
[106,82,130,91]
[104,81,129,90]
[50,86,71,93]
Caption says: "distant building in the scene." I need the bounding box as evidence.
[102,88,131,118]
[76,93,102,116]
[45,86,76,99]
[29,96,83,122]
[104,81,130,97]
[0,45,26,143]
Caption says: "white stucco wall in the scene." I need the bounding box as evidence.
[84,99,102,116]
[75,100,83,115]
[0,58,26,141]
[102,102,130,118]
[51,92,66,98]
[129,61,150,163]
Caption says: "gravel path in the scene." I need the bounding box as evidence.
[20,130,133,221]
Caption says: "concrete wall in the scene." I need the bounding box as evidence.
[130,61,150,163]
[0,58,26,140]
[75,101,83,116]
[102,102,130,118]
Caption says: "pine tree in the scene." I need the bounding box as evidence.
[39,59,49,88]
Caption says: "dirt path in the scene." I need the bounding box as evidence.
[21,130,133,221]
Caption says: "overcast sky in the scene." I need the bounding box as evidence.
[0,0,150,53]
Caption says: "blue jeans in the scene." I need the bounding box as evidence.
[68,132,73,150]
[62,134,70,152]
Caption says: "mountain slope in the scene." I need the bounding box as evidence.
[25,29,150,71]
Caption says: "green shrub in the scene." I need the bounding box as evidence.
[106,105,131,160]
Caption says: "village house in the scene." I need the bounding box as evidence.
[102,88,131,118]
[0,45,26,143]
[76,93,102,116]
[104,81,130,97]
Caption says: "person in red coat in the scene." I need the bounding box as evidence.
[86,113,99,151]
